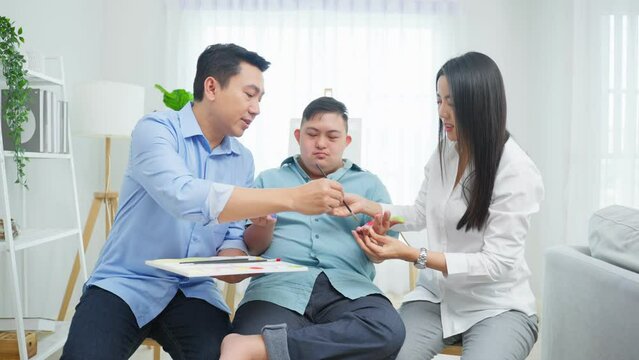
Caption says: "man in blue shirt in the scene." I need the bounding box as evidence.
[220,97,406,360]
[62,44,345,360]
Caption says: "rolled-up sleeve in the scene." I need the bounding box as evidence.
[445,163,544,280]
[129,116,235,224]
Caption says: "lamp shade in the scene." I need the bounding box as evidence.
[73,80,145,138]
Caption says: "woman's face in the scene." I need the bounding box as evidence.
[437,75,457,141]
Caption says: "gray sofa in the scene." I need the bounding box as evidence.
[541,205,639,360]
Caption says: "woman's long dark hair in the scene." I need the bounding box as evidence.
[437,52,510,232]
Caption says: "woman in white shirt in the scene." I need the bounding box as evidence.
[339,52,543,360]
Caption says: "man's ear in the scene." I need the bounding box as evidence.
[203,77,218,101]
[294,129,301,145]
[345,134,352,146]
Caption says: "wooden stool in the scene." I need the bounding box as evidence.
[441,342,463,356]
[141,338,161,360]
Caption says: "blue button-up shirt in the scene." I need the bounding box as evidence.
[86,103,253,327]
[239,156,393,314]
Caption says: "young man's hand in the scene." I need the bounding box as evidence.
[249,214,277,227]
[244,215,277,256]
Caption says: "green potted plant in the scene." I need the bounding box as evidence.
[0,16,30,188]
[154,84,193,110]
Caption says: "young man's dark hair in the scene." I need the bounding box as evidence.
[301,96,349,132]
[193,43,271,101]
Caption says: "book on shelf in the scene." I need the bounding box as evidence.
[146,256,308,278]
[60,100,69,153]
[1,89,69,154]
[1,89,45,152]
[0,317,56,332]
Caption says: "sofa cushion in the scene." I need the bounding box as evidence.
[589,205,639,273]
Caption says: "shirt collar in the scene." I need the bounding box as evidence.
[281,155,363,182]
[178,102,240,155]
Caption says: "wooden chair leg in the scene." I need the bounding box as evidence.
[152,343,161,360]
[441,344,463,356]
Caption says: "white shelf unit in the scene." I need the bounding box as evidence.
[1,58,87,360]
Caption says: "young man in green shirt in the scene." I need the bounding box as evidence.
[221,97,405,360]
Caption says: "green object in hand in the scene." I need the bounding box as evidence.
[389,215,406,224]
[154,84,194,111]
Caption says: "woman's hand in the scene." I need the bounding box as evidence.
[352,226,413,263]
[369,211,404,235]
[330,193,382,217]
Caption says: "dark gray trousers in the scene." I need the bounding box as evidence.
[232,273,406,360]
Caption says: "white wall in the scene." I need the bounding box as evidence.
[0,0,169,320]
[0,0,104,318]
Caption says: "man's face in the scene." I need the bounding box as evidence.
[210,62,265,137]
[294,112,352,178]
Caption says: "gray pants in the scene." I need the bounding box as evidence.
[396,301,538,360]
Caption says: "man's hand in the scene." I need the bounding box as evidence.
[292,178,344,214]
[214,249,254,284]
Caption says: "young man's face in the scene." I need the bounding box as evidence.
[294,112,352,179]
[210,62,265,137]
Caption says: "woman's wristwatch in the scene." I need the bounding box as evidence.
[413,247,428,269]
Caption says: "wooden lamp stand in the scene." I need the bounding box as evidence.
[58,136,118,320]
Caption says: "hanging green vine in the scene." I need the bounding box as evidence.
[0,17,30,188]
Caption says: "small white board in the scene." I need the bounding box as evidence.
[146,256,308,278]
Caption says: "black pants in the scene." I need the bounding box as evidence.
[61,286,230,360]
[233,273,406,360]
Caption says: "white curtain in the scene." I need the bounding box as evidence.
[517,0,639,305]
[164,0,458,296]
[563,0,639,245]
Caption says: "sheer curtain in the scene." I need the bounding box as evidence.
[565,0,639,245]
[164,0,457,296]
[522,0,639,302]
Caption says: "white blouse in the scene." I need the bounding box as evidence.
[383,137,543,338]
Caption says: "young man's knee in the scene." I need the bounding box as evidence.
[383,313,407,355]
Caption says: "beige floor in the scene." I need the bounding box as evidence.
[129,339,541,360]
[127,288,542,360]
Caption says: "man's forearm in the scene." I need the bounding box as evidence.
[217,179,343,223]
[218,187,295,223]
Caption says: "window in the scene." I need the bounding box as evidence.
[601,14,639,207]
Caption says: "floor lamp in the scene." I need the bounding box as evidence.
[58,81,144,321]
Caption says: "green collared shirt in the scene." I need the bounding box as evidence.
[239,156,394,314]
